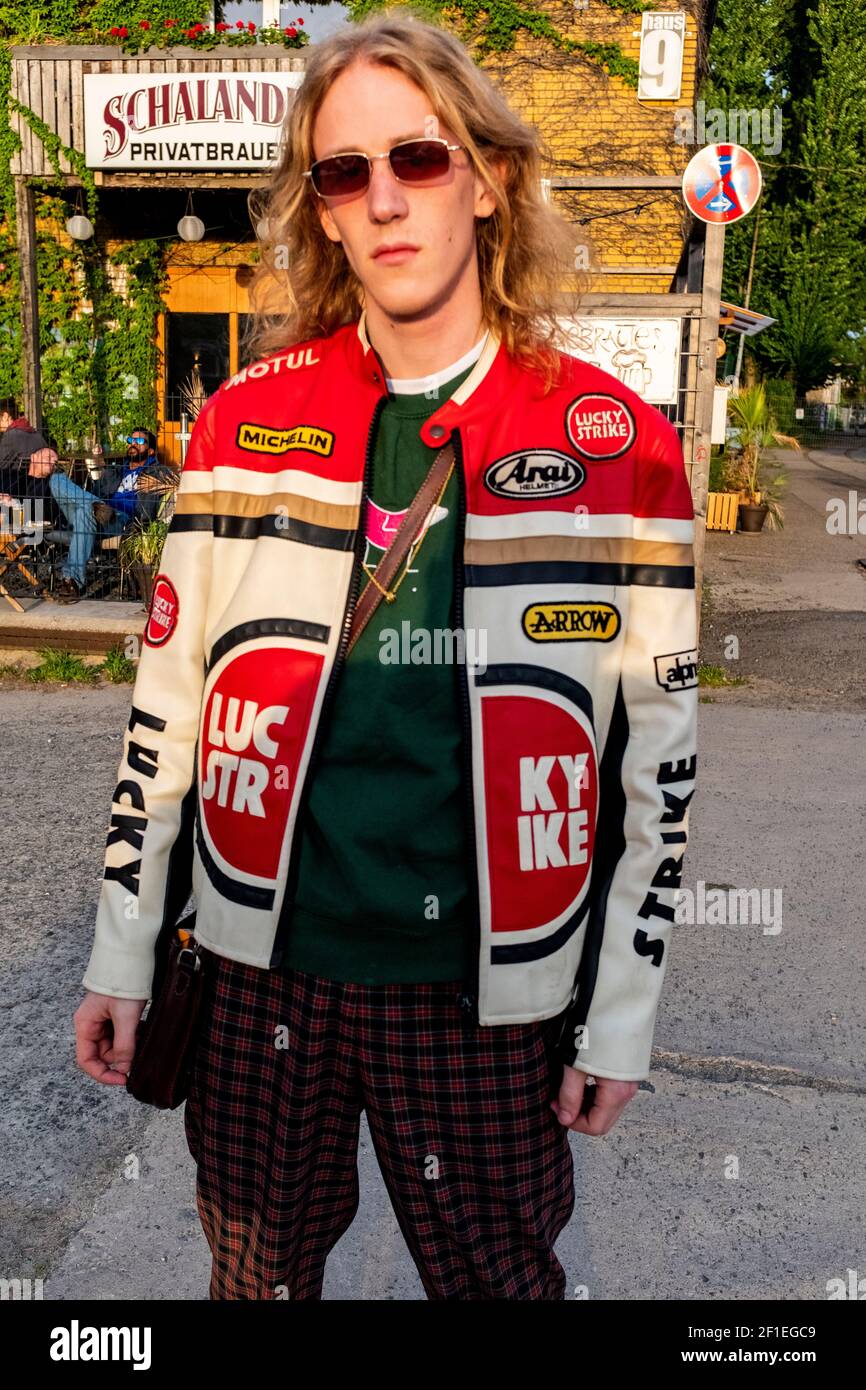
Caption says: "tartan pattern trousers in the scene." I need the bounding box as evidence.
[183,950,576,1300]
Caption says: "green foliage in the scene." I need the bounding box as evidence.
[99,643,137,682]
[345,0,640,82]
[762,376,795,432]
[119,517,169,569]
[0,45,21,402]
[697,664,747,688]
[26,648,99,682]
[705,0,866,394]
[708,449,737,492]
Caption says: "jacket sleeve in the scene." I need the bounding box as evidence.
[81,399,217,999]
[552,412,698,1080]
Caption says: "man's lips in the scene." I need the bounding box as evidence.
[372,244,419,264]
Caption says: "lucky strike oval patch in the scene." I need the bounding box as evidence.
[565,393,637,461]
[143,574,180,648]
[483,449,586,499]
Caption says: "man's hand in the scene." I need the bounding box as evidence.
[74,991,147,1086]
[551,1065,639,1136]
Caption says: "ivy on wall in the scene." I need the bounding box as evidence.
[344,1,646,81]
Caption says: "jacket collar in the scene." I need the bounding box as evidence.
[350,308,505,447]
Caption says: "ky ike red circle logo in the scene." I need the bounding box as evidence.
[565,393,637,461]
[144,574,180,647]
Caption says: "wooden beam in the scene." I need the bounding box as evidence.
[13,179,41,429]
[95,173,268,189]
[575,293,702,310]
[11,43,308,60]
[551,176,683,189]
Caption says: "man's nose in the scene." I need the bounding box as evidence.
[366,156,409,220]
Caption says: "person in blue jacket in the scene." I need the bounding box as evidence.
[49,429,162,603]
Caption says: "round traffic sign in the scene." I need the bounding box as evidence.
[682,143,762,224]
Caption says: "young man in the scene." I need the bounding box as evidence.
[48,429,163,602]
[75,13,697,1300]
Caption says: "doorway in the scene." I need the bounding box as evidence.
[158,265,254,467]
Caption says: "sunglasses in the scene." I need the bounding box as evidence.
[303,137,465,199]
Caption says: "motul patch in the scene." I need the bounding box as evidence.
[565,393,636,461]
[143,575,179,648]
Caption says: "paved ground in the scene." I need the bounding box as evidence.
[1,447,864,1301]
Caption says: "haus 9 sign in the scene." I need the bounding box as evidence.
[83,72,304,170]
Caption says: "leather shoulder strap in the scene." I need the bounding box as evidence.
[347,441,454,656]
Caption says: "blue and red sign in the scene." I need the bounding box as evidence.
[682,143,762,225]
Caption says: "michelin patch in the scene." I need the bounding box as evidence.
[654,649,698,691]
[236,422,335,457]
[483,449,585,499]
[523,601,621,642]
[565,393,636,461]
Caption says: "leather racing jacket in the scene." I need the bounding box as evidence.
[82,311,698,1082]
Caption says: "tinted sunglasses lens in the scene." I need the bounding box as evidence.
[389,139,451,183]
[312,153,370,197]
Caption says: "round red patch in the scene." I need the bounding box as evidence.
[144,574,180,648]
[565,393,637,461]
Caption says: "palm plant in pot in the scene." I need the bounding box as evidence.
[119,519,169,608]
[727,384,799,532]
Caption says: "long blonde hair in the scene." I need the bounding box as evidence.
[247,8,581,387]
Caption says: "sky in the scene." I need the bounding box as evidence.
[218,2,351,38]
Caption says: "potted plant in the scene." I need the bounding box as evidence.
[726,384,799,532]
[119,519,169,608]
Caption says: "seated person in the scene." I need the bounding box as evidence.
[0,398,59,531]
[48,429,176,603]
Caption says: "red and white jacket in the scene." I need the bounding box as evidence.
[83,311,698,1081]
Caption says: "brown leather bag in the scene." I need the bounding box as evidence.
[125,914,206,1109]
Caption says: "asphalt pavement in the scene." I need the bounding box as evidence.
[1,446,864,1301]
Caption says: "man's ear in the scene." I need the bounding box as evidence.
[474,153,508,220]
[316,197,343,245]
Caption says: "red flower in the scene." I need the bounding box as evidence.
[284,26,297,37]
[118,25,128,36]
[109,26,120,36]
[164,18,176,26]
[297,17,304,23]
[247,20,256,31]
[236,19,244,27]
[216,21,229,31]
[139,19,151,29]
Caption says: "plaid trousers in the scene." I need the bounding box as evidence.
[183,951,576,1300]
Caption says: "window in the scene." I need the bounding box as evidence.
[166,312,230,412]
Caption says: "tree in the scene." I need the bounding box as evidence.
[704,0,866,395]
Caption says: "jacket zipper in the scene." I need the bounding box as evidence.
[271,394,388,962]
[452,428,482,1026]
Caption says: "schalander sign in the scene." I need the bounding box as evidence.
[83,72,304,170]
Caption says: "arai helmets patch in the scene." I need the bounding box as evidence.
[483,449,586,499]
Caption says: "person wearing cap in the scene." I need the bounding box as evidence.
[48,429,160,603]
